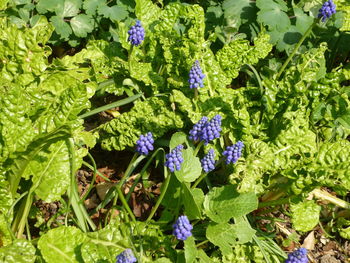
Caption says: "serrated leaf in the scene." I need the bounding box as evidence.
[36,0,64,14]
[256,0,290,31]
[57,0,82,17]
[51,16,72,39]
[206,220,256,255]
[38,226,87,263]
[174,148,202,183]
[82,0,103,15]
[0,239,36,263]
[70,14,94,37]
[204,185,258,223]
[182,183,204,220]
[290,200,321,232]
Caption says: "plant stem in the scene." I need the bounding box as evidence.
[275,21,316,80]
[145,165,170,224]
[192,172,207,189]
[194,88,198,100]
[116,187,137,224]
[196,240,209,248]
[95,78,115,92]
[258,197,291,209]
[310,188,350,209]
[193,141,204,156]
[78,94,142,119]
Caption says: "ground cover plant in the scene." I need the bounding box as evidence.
[0,0,350,262]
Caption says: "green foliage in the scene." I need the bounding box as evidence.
[0,239,36,263]
[98,97,183,151]
[204,185,258,223]
[175,148,202,183]
[38,226,88,263]
[290,200,321,232]
[216,32,272,79]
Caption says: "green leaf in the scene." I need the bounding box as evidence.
[26,140,70,202]
[290,200,321,232]
[36,0,64,14]
[98,97,183,151]
[81,223,128,262]
[0,239,36,263]
[256,0,290,31]
[0,213,12,247]
[294,6,314,34]
[175,148,202,183]
[82,0,102,15]
[98,5,129,21]
[38,226,87,263]
[57,0,82,17]
[70,14,94,37]
[182,183,204,220]
[222,0,255,29]
[135,0,161,26]
[216,33,272,79]
[204,185,258,223]
[184,236,197,263]
[51,16,72,39]
[169,132,189,150]
[206,220,256,255]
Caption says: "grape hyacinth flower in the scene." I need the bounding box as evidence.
[200,114,222,144]
[136,132,154,155]
[285,248,308,263]
[172,215,193,241]
[116,249,137,263]
[318,0,336,22]
[223,141,244,164]
[165,145,184,172]
[188,60,205,89]
[128,20,145,46]
[201,149,215,173]
[189,116,208,141]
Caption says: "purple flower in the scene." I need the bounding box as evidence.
[189,60,205,89]
[201,149,215,173]
[285,248,308,263]
[318,0,336,22]
[223,141,244,164]
[173,215,193,241]
[165,145,184,172]
[116,249,137,263]
[128,20,145,46]
[189,115,222,144]
[136,132,154,155]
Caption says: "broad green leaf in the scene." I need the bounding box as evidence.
[154,258,172,263]
[256,0,290,31]
[0,239,36,263]
[294,7,314,34]
[7,126,71,196]
[36,0,64,14]
[57,0,82,17]
[0,0,8,10]
[38,226,87,263]
[81,223,128,262]
[0,17,53,85]
[0,213,12,247]
[337,218,350,239]
[70,14,94,37]
[335,0,350,31]
[197,250,211,263]
[184,236,197,263]
[27,140,70,202]
[169,132,189,150]
[98,5,129,21]
[98,97,183,151]
[82,0,102,15]
[222,0,255,29]
[135,0,161,27]
[204,185,258,223]
[174,148,202,183]
[182,183,204,220]
[216,33,272,79]
[206,220,256,255]
[290,200,321,232]
[50,16,72,39]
